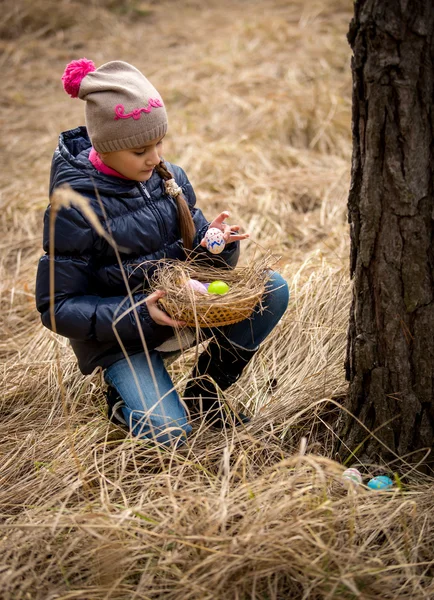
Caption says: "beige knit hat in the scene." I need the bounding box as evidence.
[62,58,168,152]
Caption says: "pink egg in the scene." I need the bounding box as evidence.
[185,279,208,294]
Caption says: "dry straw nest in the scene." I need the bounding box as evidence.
[150,257,272,328]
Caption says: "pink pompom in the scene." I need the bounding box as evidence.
[62,58,96,98]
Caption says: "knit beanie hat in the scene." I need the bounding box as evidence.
[62,58,168,153]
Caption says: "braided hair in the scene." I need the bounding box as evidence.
[154,161,196,251]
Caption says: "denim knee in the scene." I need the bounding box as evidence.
[220,270,289,351]
[264,271,290,317]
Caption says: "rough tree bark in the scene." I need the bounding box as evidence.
[341,0,434,465]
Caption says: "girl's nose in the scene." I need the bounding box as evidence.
[146,147,160,166]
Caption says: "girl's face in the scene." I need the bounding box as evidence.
[99,136,164,181]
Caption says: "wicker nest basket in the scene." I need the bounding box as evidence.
[151,260,270,328]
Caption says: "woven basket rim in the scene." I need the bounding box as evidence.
[159,285,265,327]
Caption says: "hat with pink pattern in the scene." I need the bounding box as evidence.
[62,58,168,152]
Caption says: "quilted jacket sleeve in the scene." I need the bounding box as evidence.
[35,205,168,344]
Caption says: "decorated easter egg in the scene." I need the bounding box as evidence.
[205,227,226,254]
[208,280,230,295]
[367,475,393,490]
[342,468,362,485]
[185,279,208,294]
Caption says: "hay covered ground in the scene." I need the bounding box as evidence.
[1,0,433,598]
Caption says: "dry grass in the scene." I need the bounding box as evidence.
[1,0,433,598]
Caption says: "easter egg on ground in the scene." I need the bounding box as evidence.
[208,280,230,295]
[342,468,362,485]
[205,227,226,254]
[367,475,393,490]
[185,279,208,294]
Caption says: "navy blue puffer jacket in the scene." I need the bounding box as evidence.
[35,127,240,374]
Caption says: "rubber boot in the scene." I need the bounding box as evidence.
[183,340,257,428]
[105,386,127,427]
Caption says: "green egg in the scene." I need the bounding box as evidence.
[208,280,230,295]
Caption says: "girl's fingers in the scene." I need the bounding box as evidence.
[159,314,186,327]
[148,302,186,327]
[211,211,230,227]
[146,289,166,304]
[146,290,185,326]
[200,231,250,247]
[228,233,250,242]
[222,223,232,241]
[202,217,250,247]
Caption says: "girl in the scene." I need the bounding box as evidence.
[36,58,289,446]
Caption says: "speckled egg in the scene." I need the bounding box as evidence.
[205,227,226,254]
[367,476,393,490]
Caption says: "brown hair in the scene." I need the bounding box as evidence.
[155,161,196,251]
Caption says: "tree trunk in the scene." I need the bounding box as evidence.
[342,0,434,466]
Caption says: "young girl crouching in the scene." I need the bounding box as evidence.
[35,59,289,447]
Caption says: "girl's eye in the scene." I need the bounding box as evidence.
[134,151,145,156]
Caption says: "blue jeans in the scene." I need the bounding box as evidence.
[104,271,289,446]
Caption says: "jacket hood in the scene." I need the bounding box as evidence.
[49,126,139,197]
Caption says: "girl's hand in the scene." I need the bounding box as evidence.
[145,290,186,328]
[200,211,249,247]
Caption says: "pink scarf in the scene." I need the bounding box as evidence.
[89,147,129,179]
